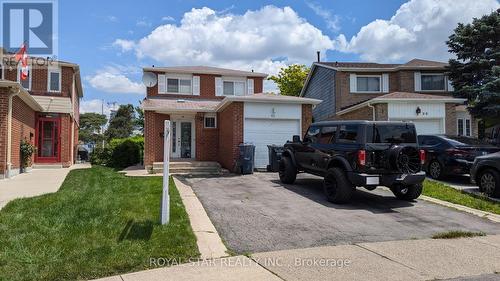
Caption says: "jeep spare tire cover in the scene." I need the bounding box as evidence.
[388,145,420,174]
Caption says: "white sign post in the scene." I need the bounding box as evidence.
[161,120,171,225]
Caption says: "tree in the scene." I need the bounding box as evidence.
[79,113,107,145]
[268,64,310,96]
[134,101,144,135]
[105,104,135,140]
[446,9,500,119]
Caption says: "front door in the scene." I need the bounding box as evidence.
[171,119,194,159]
[36,117,61,163]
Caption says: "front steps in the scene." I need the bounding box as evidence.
[152,161,224,175]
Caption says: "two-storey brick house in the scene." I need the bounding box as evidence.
[0,55,83,178]
[142,66,320,171]
[301,59,475,137]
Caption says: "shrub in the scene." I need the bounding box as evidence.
[20,140,36,168]
[90,147,112,166]
[111,139,141,169]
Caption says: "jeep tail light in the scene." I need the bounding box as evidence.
[419,149,426,165]
[358,150,366,166]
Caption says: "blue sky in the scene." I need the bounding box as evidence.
[54,0,499,114]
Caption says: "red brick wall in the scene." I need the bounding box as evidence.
[0,90,8,174]
[195,113,219,161]
[144,111,170,167]
[10,96,36,169]
[218,102,243,171]
[59,114,72,167]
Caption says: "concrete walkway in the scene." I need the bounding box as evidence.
[94,234,500,281]
[0,163,90,209]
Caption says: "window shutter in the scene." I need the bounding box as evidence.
[215,77,222,96]
[158,74,166,93]
[247,78,254,95]
[414,72,421,91]
[192,76,200,95]
[349,74,357,93]
[447,77,454,92]
[382,73,389,93]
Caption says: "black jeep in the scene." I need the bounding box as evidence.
[279,121,426,203]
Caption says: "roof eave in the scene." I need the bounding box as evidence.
[0,80,43,111]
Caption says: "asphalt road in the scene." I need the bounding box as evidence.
[183,172,500,254]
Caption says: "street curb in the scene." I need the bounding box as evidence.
[173,176,229,259]
[419,195,500,223]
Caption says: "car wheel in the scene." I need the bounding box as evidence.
[323,167,354,204]
[428,160,443,179]
[279,156,297,184]
[391,183,423,201]
[479,169,500,198]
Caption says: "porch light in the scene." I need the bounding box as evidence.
[416,106,421,115]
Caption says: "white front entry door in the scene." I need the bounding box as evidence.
[171,118,195,159]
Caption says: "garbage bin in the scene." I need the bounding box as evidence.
[267,145,284,172]
[239,143,255,174]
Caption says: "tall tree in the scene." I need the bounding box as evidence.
[268,64,310,96]
[105,104,135,140]
[446,9,500,119]
[79,113,107,145]
[134,101,144,135]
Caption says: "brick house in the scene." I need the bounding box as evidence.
[301,59,476,137]
[142,66,320,171]
[0,55,83,178]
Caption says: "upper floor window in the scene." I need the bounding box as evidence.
[48,67,61,92]
[357,76,381,92]
[167,78,191,94]
[421,74,445,91]
[223,81,245,96]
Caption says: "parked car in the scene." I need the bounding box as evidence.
[279,121,426,203]
[418,135,500,179]
[470,151,500,198]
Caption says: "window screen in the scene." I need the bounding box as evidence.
[357,77,380,92]
[421,74,445,90]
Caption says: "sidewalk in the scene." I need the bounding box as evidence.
[0,163,90,209]
[95,234,500,281]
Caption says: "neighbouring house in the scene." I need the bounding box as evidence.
[301,58,476,137]
[142,66,320,171]
[0,55,83,178]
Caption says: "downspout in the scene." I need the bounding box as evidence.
[367,102,375,121]
[6,88,20,178]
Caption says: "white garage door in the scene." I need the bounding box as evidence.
[244,118,300,168]
[407,119,443,135]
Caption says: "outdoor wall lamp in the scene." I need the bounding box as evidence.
[416,106,422,115]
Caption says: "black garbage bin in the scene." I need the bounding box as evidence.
[267,145,284,172]
[239,143,255,174]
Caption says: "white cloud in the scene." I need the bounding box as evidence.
[306,1,340,32]
[107,15,118,22]
[86,65,144,95]
[114,6,334,92]
[337,0,499,62]
[80,99,111,115]
[161,16,175,21]
[136,18,152,27]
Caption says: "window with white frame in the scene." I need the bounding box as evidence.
[17,64,31,90]
[204,114,216,128]
[421,74,445,91]
[457,118,471,137]
[223,81,245,96]
[356,76,381,92]
[48,67,61,92]
[166,77,192,94]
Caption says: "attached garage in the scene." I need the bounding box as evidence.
[404,119,443,135]
[243,103,302,169]
[388,102,446,135]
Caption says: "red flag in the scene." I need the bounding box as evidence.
[15,43,29,80]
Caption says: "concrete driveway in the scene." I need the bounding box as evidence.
[183,172,500,254]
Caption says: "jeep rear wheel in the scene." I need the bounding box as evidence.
[323,167,354,204]
[279,156,297,184]
[391,183,422,201]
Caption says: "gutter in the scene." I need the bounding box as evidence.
[6,88,20,178]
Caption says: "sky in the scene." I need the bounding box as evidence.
[54,0,499,115]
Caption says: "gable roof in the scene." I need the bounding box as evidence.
[143,65,267,78]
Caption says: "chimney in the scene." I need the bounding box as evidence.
[316,51,320,62]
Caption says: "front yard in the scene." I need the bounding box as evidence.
[0,166,199,281]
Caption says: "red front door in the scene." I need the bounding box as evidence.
[36,117,61,163]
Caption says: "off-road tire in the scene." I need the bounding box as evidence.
[323,167,354,203]
[479,169,500,198]
[279,156,297,184]
[428,160,443,179]
[391,183,423,201]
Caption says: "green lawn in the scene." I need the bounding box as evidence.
[423,180,500,215]
[0,166,199,281]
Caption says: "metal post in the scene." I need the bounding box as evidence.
[161,120,171,224]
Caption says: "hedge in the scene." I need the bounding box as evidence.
[90,136,144,168]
